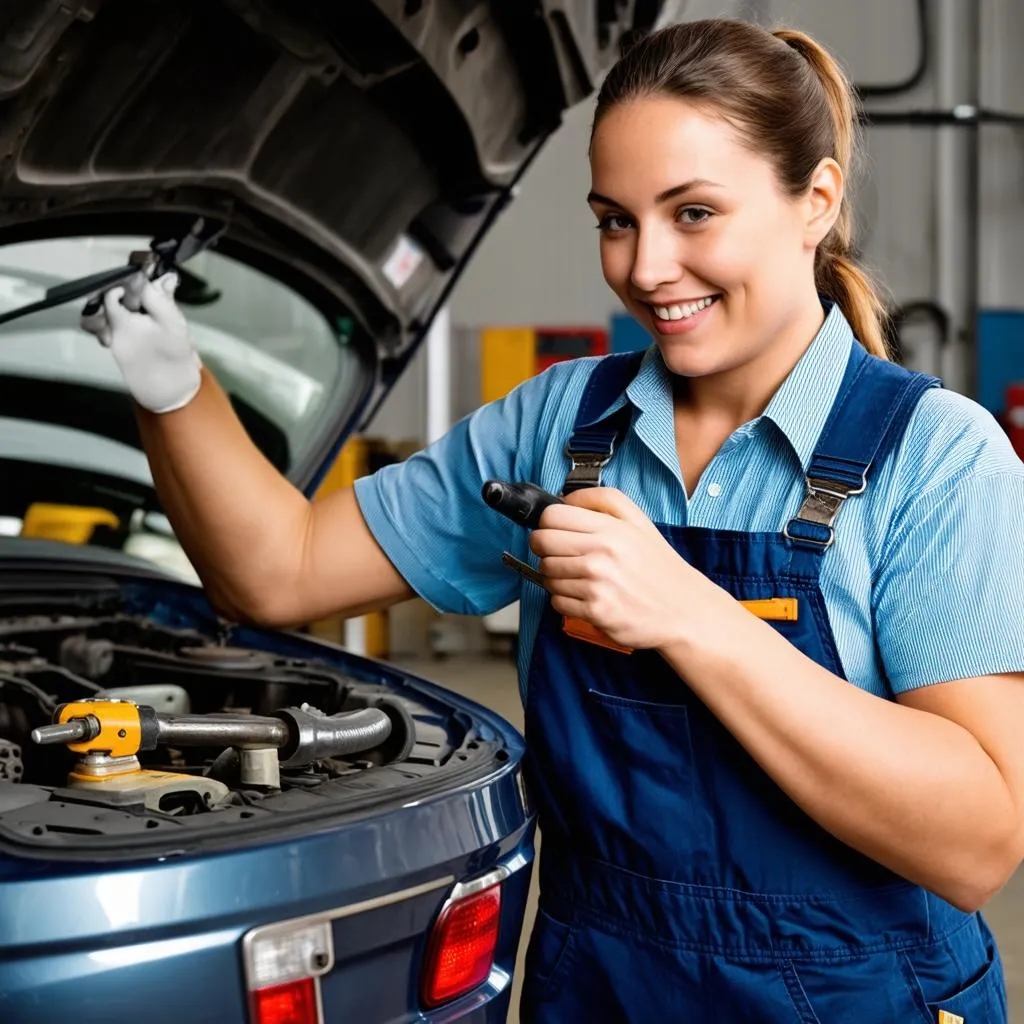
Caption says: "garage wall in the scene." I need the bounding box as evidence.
[978,0,1024,310]
[369,0,1024,440]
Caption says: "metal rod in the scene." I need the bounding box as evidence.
[862,107,1024,127]
[31,717,99,746]
[155,715,289,750]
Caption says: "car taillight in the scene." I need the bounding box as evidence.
[421,881,503,1008]
[242,919,333,1024]
[251,978,318,1024]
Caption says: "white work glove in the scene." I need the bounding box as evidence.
[80,271,203,414]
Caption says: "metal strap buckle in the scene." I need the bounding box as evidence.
[782,475,866,549]
[563,448,612,492]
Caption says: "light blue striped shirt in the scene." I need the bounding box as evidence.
[355,304,1024,700]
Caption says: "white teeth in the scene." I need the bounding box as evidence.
[653,296,716,321]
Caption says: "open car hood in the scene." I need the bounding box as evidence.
[0,0,669,499]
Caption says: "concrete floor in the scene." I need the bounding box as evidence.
[391,652,1024,1022]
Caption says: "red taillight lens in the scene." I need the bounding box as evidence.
[421,883,502,1008]
[251,978,318,1024]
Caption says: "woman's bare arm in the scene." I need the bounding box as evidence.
[137,369,414,626]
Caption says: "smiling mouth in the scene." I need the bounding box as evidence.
[648,295,721,321]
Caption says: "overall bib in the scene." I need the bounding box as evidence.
[520,342,1008,1023]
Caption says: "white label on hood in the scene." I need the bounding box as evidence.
[382,234,425,290]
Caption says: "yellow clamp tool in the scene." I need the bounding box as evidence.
[46,700,147,758]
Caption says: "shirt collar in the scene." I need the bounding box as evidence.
[592,301,855,473]
[760,301,854,472]
[576,345,666,422]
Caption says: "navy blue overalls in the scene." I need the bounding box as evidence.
[519,339,1008,1023]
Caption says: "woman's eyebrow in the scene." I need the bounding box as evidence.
[586,178,725,207]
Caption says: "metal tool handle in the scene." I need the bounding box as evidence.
[482,480,564,530]
[154,714,289,750]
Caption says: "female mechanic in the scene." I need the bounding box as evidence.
[85,18,1024,1023]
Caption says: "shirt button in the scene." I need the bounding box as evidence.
[707,483,722,497]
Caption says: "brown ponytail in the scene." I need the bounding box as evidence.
[593,19,892,360]
[814,251,891,359]
[773,29,890,359]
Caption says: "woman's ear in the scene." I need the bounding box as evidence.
[803,157,844,247]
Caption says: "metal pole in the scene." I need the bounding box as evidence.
[934,0,981,396]
[426,305,452,446]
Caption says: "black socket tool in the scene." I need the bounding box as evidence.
[481,480,564,530]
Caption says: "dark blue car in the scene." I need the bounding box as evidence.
[0,1,666,1021]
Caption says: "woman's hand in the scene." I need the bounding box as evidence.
[529,487,730,651]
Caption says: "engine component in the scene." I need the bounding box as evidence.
[342,695,417,766]
[0,784,50,813]
[97,684,191,715]
[240,748,280,789]
[179,646,275,671]
[0,739,24,782]
[4,615,359,721]
[0,612,462,826]
[60,635,115,679]
[65,767,230,814]
[274,704,392,768]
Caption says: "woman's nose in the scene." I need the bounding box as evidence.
[629,225,681,293]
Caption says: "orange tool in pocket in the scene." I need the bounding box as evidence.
[501,552,798,651]
[561,599,798,654]
[562,617,633,654]
[739,598,799,621]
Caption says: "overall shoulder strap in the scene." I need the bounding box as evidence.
[785,343,942,550]
[563,351,645,494]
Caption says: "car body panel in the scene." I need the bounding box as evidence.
[0,802,533,1023]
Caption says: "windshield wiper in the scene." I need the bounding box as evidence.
[0,217,226,329]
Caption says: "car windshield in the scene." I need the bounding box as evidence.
[0,235,364,579]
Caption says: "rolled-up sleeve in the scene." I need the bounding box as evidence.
[874,462,1024,693]
[354,366,562,617]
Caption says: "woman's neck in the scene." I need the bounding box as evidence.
[672,299,827,429]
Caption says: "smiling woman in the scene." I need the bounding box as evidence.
[588,22,888,367]
[502,19,1019,1022]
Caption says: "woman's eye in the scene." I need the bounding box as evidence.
[597,213,632,233]
[678,207,712,226]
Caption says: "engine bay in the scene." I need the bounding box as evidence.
[0,609,495,850]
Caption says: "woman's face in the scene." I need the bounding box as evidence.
[589,95,835,380]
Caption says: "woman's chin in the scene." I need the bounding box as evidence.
[655,343,730,380]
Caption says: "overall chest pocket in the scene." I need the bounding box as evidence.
[582,687,708,871]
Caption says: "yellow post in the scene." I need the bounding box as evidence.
[480,327,537,402]
[21,504,120,545]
